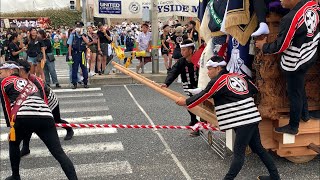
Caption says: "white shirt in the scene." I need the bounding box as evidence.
[137,31,152,51]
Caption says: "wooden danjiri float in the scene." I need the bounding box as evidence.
[111,15,319,164]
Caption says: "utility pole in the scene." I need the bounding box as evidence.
[151,0,159,74]
[76,0,81,11]
[82,0,87,28]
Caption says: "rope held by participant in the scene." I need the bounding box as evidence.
[55,122,218,131]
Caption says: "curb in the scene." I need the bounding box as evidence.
[54,73,168,86]
[89,73,168,85]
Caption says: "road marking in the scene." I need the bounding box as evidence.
[124,85,191,180]
[0,161,132,179]
[59,98,106,105]
[55,75,69,78]
[55,70,69,73]
[64,115,113,122]
[53,87,101,93]
[0,115,112,127]
[1,128,117,141]
[1,141,123,160]
[56,93,104,98]
[60,106,109,113]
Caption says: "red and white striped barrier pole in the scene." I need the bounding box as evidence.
[55,122,218,131]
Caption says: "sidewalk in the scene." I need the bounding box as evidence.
[54,56,168,86]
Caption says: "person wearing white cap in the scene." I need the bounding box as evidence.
[0,62,78,180]
[176,56,280,180]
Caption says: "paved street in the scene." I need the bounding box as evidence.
[0,57,319,179]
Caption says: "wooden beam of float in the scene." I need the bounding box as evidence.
[111,61,219,128]
[112,61,214,105]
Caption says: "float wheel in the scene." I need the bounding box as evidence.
[285,155,316,164]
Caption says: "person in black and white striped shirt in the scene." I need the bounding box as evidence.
[176,56,280,180]
[0,62,77,180]
[256,0,320,135]
[17,59,74,158]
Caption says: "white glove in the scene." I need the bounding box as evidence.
[68,56,73,60]
[187,88,203,95]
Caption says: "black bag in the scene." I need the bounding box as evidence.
[36,53,43,62]
[47,53,55,62]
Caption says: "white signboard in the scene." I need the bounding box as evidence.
[4,19,10,28]
[94,0,199,19]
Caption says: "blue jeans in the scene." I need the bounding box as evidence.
[72,51,88,85]
[44,53,59,84]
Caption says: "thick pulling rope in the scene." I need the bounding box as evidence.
[55,122,218,131]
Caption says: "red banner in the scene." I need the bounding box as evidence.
[0,17,51,29]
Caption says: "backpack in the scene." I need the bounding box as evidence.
[125,35,134,48]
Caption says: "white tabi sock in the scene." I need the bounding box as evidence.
[251,22,270,37]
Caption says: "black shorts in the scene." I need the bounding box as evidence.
[89,44,97,53]
[161,48,170,55]
[100,43,109,56]
[172,48,182,59]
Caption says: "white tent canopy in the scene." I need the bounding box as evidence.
[93,0,199,19]
[0,0,69,13]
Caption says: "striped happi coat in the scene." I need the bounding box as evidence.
[186,70,261,130]
[263,0,320,72]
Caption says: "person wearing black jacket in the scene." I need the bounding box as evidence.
[256,0,320,135]
[0,62,77,180]
[161,39,200,136]
[176,56,280,180]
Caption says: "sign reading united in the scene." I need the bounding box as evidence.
[99,0,122,14]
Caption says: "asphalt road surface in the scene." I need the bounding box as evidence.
[0,57,319,179]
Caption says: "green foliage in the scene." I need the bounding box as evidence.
[1,8,82,28]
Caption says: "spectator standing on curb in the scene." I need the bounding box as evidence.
[187,21,199,48]
[160,25,173,73]
[124,30,135,64]
[136,23,152,73]
[97,23,112,75]
[67,21,89,89]
[87,26,98,77]
[39,30,61,88]
[24,27,46,79]
[8,33,26,62]
[53,30,61,56]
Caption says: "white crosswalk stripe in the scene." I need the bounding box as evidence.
[60,105,109,113]
[56,93,104,98]
[0,161,133,179]
[0,141,124,160]
[0,87,133,179]
[0,128,117,142]
[53,87,101,93]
